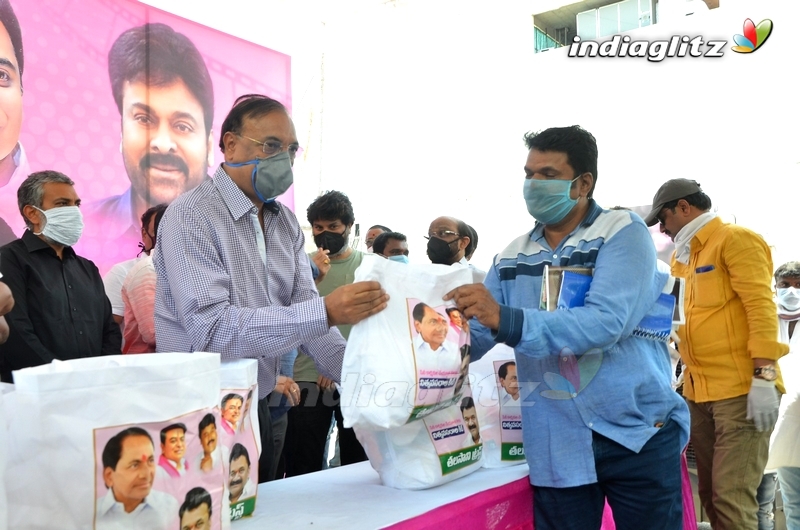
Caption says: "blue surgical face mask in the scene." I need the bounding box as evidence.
[778,287,800,311]
[523,176,579,225]
[227,151,293,204]
[388,255,409,264]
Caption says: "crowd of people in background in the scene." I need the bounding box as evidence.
[0,92,798,530]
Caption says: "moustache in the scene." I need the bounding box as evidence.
[230,478,243,487]
[140,153,189,176]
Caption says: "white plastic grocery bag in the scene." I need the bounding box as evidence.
[354,387,484,490]
[218,359,260,521]
[0,383,11,530]
[341,256,474,430]
[3,352,227,530]
[470,345,526,468]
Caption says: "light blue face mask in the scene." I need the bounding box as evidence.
[523,176,579,225]
[388,255,409,264]
[226,151,293,204]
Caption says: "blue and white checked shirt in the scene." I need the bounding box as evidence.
[154,165,346,399]
[471,201,690,488]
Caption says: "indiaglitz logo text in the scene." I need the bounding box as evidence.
[567,17,773,61]
[568,35,725,61]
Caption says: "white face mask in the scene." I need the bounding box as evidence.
[33,206,84,247]
[777,287,800,311]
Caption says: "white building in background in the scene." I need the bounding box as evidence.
[533,0,713,53]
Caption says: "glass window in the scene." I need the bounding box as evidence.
[534,26,559,52]
[639,0,652,27]
[619,0,640,32]
[577,10,597,39]
[598,4,619,38]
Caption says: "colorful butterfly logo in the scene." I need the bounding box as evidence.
[732,18,773,53]
[540,347,603,400]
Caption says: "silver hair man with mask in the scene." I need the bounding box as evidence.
[426,216,485,282]
[283,190,368,477]
[154,95,388,484]
[0,171,121,382]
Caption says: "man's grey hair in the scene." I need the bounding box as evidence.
[775,262,800,282]
[17,170,75,229]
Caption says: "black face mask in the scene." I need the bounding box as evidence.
[314,230,347,255]
[137,231,155,257]
[427,237,459,265]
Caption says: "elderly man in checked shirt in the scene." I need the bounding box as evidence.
[154,94,388,483]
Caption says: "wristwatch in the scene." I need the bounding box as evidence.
[754,365,777,381]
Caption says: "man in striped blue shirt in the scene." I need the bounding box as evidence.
[154,94,388,482]
[446,125,689,530]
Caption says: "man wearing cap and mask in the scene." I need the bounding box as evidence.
[283,190,368,477]
[643,178,787,530]
[445,126,690,529]
[154,95,388,486]
[0,171,121,382]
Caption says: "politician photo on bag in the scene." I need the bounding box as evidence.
[408,300,462,407]
[95,426,179,529]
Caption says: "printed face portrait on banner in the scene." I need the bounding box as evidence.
[94,23,214,251]
[1,0,291,273]
[0,0,24,246]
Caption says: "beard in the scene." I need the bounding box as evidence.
[124,151,207,205]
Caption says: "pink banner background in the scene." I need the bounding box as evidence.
[0,0,292,274]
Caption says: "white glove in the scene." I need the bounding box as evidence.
[747,378,780,432]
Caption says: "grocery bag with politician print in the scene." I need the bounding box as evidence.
[218,359,260,521]
[341,256,474,430]
[470,344,527,468]
[354,381,483,490]
[3,352,227,530]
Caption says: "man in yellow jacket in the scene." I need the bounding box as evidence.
[645,178,788,530]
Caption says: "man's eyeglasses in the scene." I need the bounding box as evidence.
[425,230,460,240]
[239,134,303,159]
[655,207,675,226]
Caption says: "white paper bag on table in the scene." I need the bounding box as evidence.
[0,383,12,530]
[470,344,526,468]
[354,393,484,490]
[3,352,228,530]
[341,256,473,430]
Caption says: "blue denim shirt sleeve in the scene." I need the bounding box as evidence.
[468,258,511,360]
[280,349,299,378]
[515,221,663,359]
